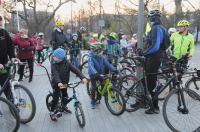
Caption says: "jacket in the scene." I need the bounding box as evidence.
[51,28,67,50]
[13,34,35,60]
[69,40,82,56]
[51,59,85,85]
[170,32,195,59]
[143,23,167,56]
[88,51,117,78]
[0,29,15,64]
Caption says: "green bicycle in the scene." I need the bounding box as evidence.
[87,73,126,116]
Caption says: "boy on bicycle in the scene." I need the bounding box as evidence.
[88,44,118,109]
[50,48,87,121]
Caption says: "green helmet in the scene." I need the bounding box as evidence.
[90,44,104,52]
[109,32,118,39]
[177,20,190,27]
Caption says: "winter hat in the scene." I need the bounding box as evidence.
[53,48,65,61]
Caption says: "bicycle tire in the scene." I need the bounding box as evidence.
[104,87,126,116]
[75,103,86,128]
[185,76,200,94]
[46,93,53,112]
[157,74,171,101]
[118,75,142,112]
[163,88,200,132]
[0,97,20,132]
[14,84,36,124]
[86,81,92,98]
[82,54,89,66]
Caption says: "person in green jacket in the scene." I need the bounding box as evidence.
[170,20,195,60]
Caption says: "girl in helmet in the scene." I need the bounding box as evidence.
[69,33,82,70]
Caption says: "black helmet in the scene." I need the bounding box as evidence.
[147,10,161,18]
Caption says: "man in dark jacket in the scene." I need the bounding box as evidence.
[51,21,68,50]
[131,10,169,114]
[50,48,87,121]
[0,15,20,100]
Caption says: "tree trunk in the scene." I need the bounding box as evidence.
[174,0,182,14]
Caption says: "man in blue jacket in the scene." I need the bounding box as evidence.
[88,44,118,109]
[131,10,169,114]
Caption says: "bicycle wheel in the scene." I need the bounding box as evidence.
[163,88,200,132]
[185,76,200,95]
[104,87,126,116]
[0,97,20,132]
[74,103,86,128]
[118,75,142,112]
[80,61,89,79]
[120,67,134,76]
[82,54,89,67]
[46,93,53,111]
[86,80,92,98]
[157,74,171,101]
[14,84,36,124]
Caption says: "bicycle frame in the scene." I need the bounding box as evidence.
[97,78,112,97]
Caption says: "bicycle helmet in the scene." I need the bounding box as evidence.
[56,21,64,27]
[80,26,86,32]
[90,44,104,52]
[147,10,161,18]
[92,33,98,38]
[109,32,118,39]
[38,32,44,37]
[72,33,78,37]
[177,20,190,27]
[168,28,177,34]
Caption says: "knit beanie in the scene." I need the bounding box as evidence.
[53,48,65,61]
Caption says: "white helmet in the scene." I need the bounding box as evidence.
[168,28,177,34]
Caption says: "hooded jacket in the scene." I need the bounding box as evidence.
[51,59,85,85]
[0,29,15,64]
[88,51,117,78]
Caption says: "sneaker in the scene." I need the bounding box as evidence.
[90,100,96,109]
[49,112,57,121]
[63,106,72,114]
[28,78,32,83]
[154,107,160,114]
[18,78,23,82]
[95,99,100,104]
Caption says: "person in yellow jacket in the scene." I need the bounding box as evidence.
[170,20,195,60]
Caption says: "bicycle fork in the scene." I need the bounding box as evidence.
[10,80,20,106]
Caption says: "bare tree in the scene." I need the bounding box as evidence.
[174,0,182,14]
[4,0,71,34]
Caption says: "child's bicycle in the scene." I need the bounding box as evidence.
[39,64,86,128]
[87,73,126,116]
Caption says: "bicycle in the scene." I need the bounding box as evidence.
[40,64,86,127]
[87,73,126,116]
[0,67,20,132]
[35,45,52,64]
[119,55,200,132]
[1,62,36,124]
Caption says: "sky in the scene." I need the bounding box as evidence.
[55,0,200,22]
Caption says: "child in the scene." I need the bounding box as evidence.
[88,44,118,109]
[50,48,87,121]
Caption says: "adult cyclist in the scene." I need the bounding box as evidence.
[50,21,68,51]
[131,10,169,114]
[170,20,195,60]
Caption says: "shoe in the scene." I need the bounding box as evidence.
[49,112,57,121]
[28,78,32,82]
[90,100,96,109]
[95,99,100,104]
[18,78,23,82]
[145,108,155,114]
[154,107,160,114]
[63,106,72,114]
[130,102,140,108]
